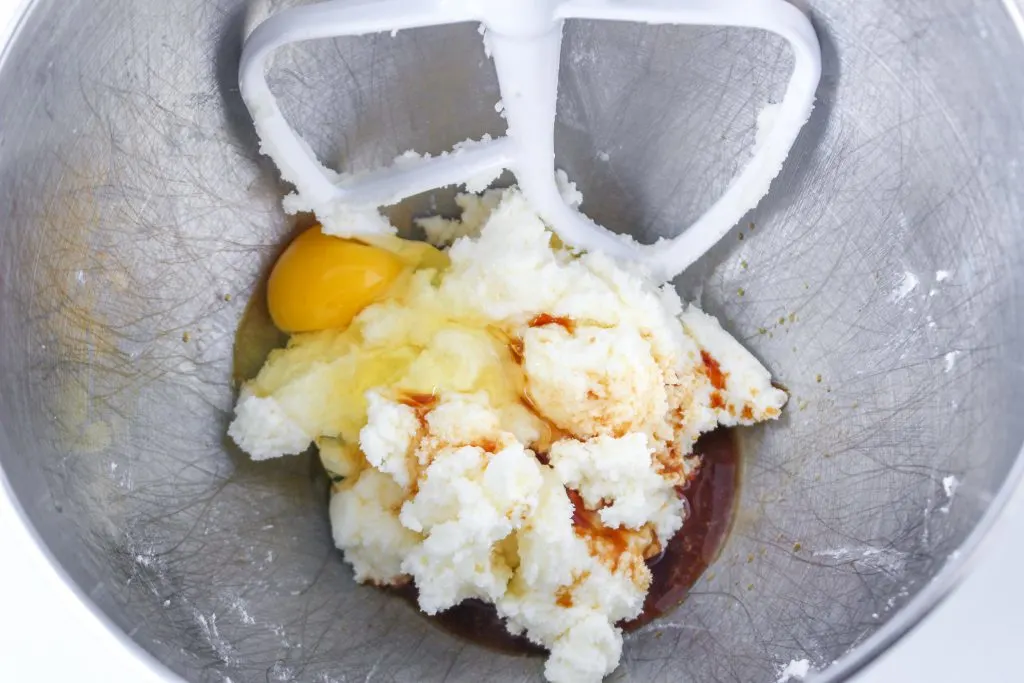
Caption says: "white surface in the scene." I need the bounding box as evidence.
[1,1,1023,682]
[852,480,1024,682]
[0,486,173,682]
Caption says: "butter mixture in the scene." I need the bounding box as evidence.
[229,188,786,683]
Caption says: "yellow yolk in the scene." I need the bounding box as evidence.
[267,225,407,333]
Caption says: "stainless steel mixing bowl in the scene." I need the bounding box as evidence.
[2,1,1024,681]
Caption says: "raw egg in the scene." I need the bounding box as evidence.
[363,234,450,272]
[267,225,405,333]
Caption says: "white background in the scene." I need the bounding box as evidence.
[1,0,1024,681]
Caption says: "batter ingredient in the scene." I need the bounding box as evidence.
[266,225,405,333]
[229,187,786,683]
[266,224,449,333]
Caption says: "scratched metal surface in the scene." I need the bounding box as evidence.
[1,0,1023,682]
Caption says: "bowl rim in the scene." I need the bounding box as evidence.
[1,0,1024,680]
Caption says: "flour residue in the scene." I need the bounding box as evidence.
[890,271,919,302]
[555,168,583,207]
[194,610,237,666]
[943,351,959,373]
[776,658,811,682]
[267,661,296,682]
[813,546,907,574]
[940,475,960,514]
[231,597,257,625]
[755,102,782,155]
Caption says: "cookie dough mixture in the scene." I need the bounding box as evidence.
[230,187,786,683]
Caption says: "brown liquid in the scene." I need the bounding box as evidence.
[394,587,548,656]
[395,428,740,655]
[528,313,577,334]
[622,428,739,631]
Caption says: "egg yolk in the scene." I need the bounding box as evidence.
[267,225,406,333]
